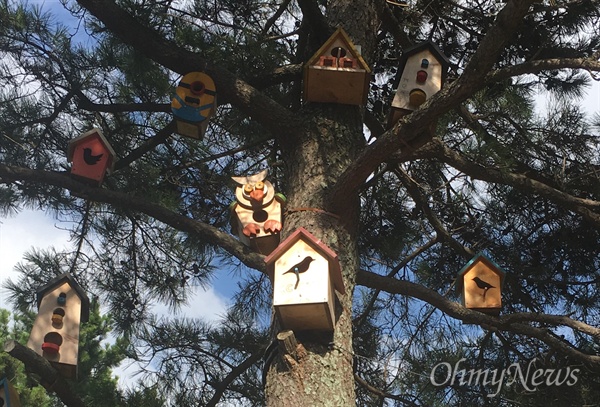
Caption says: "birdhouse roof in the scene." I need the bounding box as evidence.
[264,227,345,294]
[36,273,90,322]
[67,128,117,170]
[456,252,506,291]
[306,27,371,73]
[394,41,450,84]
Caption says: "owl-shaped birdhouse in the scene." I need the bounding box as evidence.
[388,41,450,127]
[457,253,505,315]
[67,128,116,185]
[264,228,345,332]
[230,169,285,255]
[171,72,217,140]
[304,27,371,105]
[0,378,21,407]
[27,273,90,379]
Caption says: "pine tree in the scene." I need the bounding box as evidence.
[1,0,600,405]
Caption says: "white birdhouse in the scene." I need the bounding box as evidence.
[457,253,506,315]
[264,227,345,331]
[0,378,21,407]
[388,41,450,127]
[304,27,371,105]
[27,273,90,379]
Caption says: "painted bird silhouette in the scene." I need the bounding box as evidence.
[283,256,314,289]
[472,276,495,298]
[83,148,103,165]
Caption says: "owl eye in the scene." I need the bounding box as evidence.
[255,182,264,190]
[243,184,253,198]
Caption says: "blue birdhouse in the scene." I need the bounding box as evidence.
[457,253,506,315]
[0,378,21,407]
[265,227,345,331]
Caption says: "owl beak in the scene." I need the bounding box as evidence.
[249,189,264,203]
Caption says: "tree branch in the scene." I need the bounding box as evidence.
[75,0,302,138]
[0,164,266,273]
[4,340,87,407]
[355,269,600,368]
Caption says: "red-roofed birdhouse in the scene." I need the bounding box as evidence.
[0,378,21,407]
[457,253,505,315]
[171,72,217,140]
[304,27,371,105]
[27,273,90,379]
[265,228,345,331]
[67,128,116,185]
[388,41,450,128]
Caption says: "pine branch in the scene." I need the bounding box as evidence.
[75,0,302,138]
[355,269,600,369]
[0,163,266,273]
[4,340,88,407]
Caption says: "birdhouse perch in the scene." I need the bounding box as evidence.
[457,253,505,315]
[265,228,345,332]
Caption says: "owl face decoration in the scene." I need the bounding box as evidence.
[230,169,285,255]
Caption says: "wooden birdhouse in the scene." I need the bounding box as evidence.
[264,227,345,332]
[457,253,505,315]
[230,170,285,255]
[304,27,371,105]
[67,128,116,185]
[388,41,450,127]
[0,378,21,407]
[27,273,90,379]
[171,72,217,139]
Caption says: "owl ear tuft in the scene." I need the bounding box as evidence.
[231,169,269,185]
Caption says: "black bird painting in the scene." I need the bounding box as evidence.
[283,256,315,289]
[472,276,495,298]
[83,148,103,165]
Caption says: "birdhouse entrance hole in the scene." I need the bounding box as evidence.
[190,81,205,95]
[51,308,65,327]
[252,209,268,223]
[42,332,63,355]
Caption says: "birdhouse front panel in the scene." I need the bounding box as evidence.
[27,280,84,379]
[68,129,115,185]
[171,72,217,139]
[461,259,503,314]
[272,239,336,331]
[0,378,21,407]
[391,48,444,114]
[230,170,284,255]
[304,28,371,105]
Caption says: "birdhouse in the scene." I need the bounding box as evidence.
[230,169,285,255]
[264,227,345,331]
[457,253,505,315]
[388,41,450,127]
[171,72,217,140]
[27,273,90,379]
[0,378,21,407]
[304,27,371,105]
[67,128,116,185]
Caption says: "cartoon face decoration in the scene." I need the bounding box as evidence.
[171,72,217,139]
[230,169,285,255]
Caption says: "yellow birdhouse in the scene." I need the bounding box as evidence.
[304,27,371,105]
[264,227,345,332]
[457,253,505,315]
[0,378,21,407]
[67,128,116,186]
[388,41,450,127]
[230,169,285,255]
[171,72,217,139]
[27,273,90,379]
